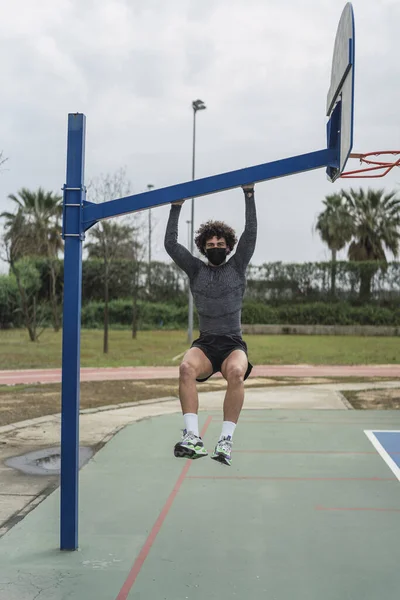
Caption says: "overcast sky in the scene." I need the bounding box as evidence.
[0,0,399,272]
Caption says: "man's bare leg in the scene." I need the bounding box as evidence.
[221,349,248,423]
[174,347,213,460]
[178,347,213,416]
[210,350,248,465]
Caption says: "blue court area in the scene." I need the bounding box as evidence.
[1,409,400,600]
[365,430,400,478]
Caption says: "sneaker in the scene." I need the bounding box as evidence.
[211,435,233,466]
[174,429,208,460]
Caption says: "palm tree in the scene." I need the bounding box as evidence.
[342,187,400,301]
[315,193,353,296]
[1,209,46,260]
[3,187,63,256]
[1,188,63,330]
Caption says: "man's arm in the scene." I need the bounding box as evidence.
[164,201,201,278]
[232,185,258,271]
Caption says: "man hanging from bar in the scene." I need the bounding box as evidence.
[164,185,257,465]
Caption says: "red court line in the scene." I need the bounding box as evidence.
[316,505,400,513]
[186,475,395,482]
[115,416,213,600]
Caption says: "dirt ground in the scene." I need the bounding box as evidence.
[0,377,399,428]
[0,378,268,427]
[342,387,400,410]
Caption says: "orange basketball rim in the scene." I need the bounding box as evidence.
[340,150,400,178]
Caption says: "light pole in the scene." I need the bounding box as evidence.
[186,219,191,248]
[147,184,154,290]
[188,99,206,344]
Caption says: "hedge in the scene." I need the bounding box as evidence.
[81,299,193,329]
[241,302,400,326]
[4,258,400,308]
[79,300,400,329]
[246,261,400,305]
[23,257,188,305]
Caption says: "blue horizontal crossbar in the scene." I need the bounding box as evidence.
[83,148,337,227]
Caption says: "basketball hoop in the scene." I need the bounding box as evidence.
[340,151,400,178]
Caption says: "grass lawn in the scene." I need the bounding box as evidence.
[0,328,400,370]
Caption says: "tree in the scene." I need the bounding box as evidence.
[342,187,400,301]
[1,209,45,260]
[86,169,142,352]
[3,188,63,256]
[1,188,63,330]
[315,193,353,296]
[87,221,140,352]
[131,243,146,339]
[1,217,45,341]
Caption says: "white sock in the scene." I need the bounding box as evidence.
[183,413,199,436]
[220,421,236,440]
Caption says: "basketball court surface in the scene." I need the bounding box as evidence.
[1,408,400,599]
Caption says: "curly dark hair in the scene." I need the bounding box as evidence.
[194,220,237,256]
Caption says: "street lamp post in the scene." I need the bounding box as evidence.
[186,219,191,248]
[147,184,154,290]
[188,99,206,344]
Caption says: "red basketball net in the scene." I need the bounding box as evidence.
[340,151,400,178]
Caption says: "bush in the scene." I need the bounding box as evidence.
[81,259,187,305]
[81,299,193,329]
[2,293,400,330]
[245,261,400,305]
[0,262,45,329]
[79,300,400,329]
[241,302,400,326]
[13,257,400,309]
[0,274,19,328]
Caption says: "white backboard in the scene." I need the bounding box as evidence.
[326,3,355,179]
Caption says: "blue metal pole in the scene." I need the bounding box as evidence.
[83,147,338,228]
[60,113,86,551]
[187,105,197,345]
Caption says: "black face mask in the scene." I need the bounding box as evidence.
[206,248,227,266]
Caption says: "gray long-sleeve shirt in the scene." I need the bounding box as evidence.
[164,193,257,336]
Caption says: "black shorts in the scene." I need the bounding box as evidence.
[191,333,253,383]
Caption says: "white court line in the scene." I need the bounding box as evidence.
[364,430,400,483]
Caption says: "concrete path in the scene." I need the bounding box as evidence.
[1,364,400,384]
